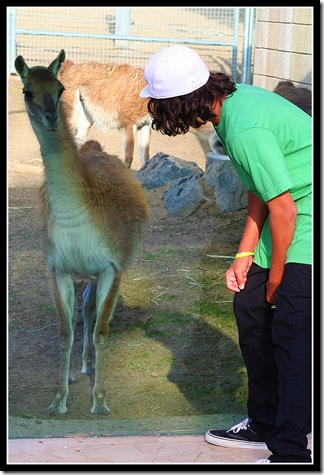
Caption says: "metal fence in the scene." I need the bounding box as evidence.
[7,7,254,83]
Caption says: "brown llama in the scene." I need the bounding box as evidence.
[15,49,150,415]
[273,80,312,116]
[59,59,152,168]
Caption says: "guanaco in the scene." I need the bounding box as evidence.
[15,49,150,415]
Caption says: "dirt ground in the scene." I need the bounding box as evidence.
[8,73,247,437]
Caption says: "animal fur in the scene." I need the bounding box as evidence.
[273,80,312,116]
[59,59,152,168]
[15,49,150,416]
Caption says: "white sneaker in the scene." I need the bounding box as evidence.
[255,458,271,463]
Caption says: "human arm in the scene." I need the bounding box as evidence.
[225,192,268,292]
[225,190,297,304]
[266,190,297,303]
[224,126,299,300]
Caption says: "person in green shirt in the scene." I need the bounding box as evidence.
[140,45,312,464]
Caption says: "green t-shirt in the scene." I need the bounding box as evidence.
[215,83,312,267]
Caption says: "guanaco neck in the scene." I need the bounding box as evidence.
[28,103,87,218]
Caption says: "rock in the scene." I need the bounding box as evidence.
[136,152,203,189]
[203,159,248,212]
[164,175,208,217]
[136,150,247,217]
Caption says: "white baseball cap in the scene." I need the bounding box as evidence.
[139,45,210,99]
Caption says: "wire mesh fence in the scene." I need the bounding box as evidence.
[8,7,253,82]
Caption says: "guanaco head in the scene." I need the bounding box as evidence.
[15,49,66,131]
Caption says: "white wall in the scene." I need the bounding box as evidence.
[253,7,312,92]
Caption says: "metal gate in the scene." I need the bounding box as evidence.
[7,7,254,83]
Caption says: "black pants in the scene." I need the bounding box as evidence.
[233,263,312,463]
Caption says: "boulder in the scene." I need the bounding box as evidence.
[136,151,248,217]
[136,152,203,189]
[164,175,208,217]
[203,158,248,212]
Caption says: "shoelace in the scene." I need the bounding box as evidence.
[227,417,251,433]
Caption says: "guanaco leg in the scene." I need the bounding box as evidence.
[90,267,121,415]
[46,271,76,415]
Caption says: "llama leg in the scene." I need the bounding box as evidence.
[68,303,78,384]
[73,89,93,146]
[46,271,75,415]
[122,125,135,168]
[137,122,151,166]
[81,281,97,375]
[91,266,121,415]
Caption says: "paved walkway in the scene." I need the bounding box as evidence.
[7,414,313,467]
[8,435,272,465]
[7,434,313,467]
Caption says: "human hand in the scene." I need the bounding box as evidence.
[266,279,279,304]
[225,257,252,292]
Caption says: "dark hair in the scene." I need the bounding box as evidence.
[147,72,236,136]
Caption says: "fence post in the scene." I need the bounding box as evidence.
[241,7,255,84]
[230,8,239,82]
[7,7,17,75]
[115,7,131,49]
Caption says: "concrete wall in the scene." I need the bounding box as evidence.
[252,7,312,92]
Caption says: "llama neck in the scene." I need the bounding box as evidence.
[29,106,86,215]
[29,106,76,166]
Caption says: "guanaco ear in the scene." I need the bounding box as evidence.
[15,55,30,80]
[48,49,66,77]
